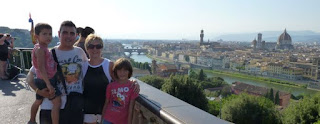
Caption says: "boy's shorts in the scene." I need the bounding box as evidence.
[35,75,61,100]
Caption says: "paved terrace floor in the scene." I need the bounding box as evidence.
[0,76,38,124]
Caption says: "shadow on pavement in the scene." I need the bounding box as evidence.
[0,76,27,96]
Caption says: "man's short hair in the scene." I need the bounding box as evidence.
[81,27,94,38]
[77,27,83,35]
[59,21,76,32]
[113,58,133,79]
[35,23,52,35]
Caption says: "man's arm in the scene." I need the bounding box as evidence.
[26,70,51,98]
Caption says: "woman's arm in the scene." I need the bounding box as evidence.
[108,61,115,81]
[128,100,135,124]
[130,80,140,93]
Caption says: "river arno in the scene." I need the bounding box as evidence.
[123,44,152,63]
[123,44,318,96]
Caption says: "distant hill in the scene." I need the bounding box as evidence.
[215,30,320,42]
[0,26,59,48]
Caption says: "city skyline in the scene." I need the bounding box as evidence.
[1,0,320,40]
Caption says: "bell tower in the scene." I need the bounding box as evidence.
[200,29,204,45]
[152,59,157,75]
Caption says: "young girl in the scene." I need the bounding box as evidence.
[29,23,61,124]
[101,58,139,124]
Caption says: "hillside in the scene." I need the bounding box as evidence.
[0,26,59,48]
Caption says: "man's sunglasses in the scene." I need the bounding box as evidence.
[87,44,103,49]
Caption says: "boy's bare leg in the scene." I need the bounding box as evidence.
[51,96,61,124]
[30,99,43,123]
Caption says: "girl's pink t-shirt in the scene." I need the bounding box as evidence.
[32,43,57,79]
[104,81,139,124]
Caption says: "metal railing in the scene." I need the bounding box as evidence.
[9,47,33,71]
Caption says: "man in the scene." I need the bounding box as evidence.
[27,20,88,124]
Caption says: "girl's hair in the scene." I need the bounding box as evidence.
[113,58,133,79]
[84,34,103,51]
[35,23,52,35]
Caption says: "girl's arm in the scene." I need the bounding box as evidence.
[101,85,111,123]
[35,48,54,94]
[101,98,109,123]
[128,100,135,124]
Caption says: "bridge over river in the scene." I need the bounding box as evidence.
[124,48,148,55]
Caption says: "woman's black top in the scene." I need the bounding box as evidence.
[0,41,8,61]
[83,65,110,114]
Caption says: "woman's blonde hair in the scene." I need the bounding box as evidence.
[84,34,103,51]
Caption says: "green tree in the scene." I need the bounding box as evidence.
[198,69,207,81]
[220,85,232,98]
[200,77,227,89]
[275,91,280,105]
[161,75,208,111]
[207,77,226,87]
[208,100,220,116]
[236,66,245,72]
[282,93,320,124]
[221,93,281,124]
[269,88,274,103]
[188,69,198,79]
[184,55,190,62]
[138,75,165,89]
[139,62,143,69]
[265,91,269,98]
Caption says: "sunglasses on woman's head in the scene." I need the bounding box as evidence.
[87,44,103,49]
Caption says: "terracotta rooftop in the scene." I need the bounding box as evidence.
[232,82,290,96]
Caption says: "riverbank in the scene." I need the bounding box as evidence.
[146,54,173,63]
[203,69,320,92]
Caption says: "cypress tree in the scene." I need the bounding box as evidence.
[275,91,280,105]
[269,88,274,103]
[198,69,206,81]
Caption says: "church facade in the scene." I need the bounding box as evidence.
[252,29,293,51]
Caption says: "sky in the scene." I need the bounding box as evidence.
[1,0,320,40]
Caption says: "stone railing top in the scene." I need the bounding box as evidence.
[135,78,230,124]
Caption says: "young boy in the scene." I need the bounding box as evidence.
[101,58,139,124]
[28,23,61,124]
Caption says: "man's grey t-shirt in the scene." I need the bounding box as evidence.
[41,47,88,110]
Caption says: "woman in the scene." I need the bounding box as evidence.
[74,26,94,58]
[0,33,9,79]
[82,34,139,124]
